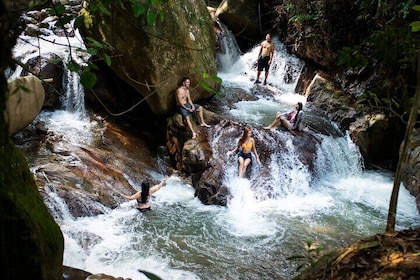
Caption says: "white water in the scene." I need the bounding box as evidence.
[14,22,419,279]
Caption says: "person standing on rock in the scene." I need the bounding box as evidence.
[255,33,275,85]
[121,176,169,212]
[176,77,210,139]
[226,127,261,178]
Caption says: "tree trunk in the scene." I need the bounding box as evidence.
[386,53,420,232]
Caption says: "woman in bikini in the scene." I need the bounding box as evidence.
[121,176,168,212]
[226,127,261,178]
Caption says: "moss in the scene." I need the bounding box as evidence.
[0,139,64,280]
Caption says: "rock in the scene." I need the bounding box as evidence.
[215,0,261,39]
[5,76,45,136]
[403,129,420,214]
[80,0,219,115]
[0,141,64,280]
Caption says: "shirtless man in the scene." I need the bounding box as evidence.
[255,33,275,85]
[176,77,210,139]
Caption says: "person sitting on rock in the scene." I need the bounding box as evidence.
[175,77,210,139]
[263,102,304,131]
[226,127,261,178]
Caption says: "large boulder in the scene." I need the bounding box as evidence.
[215,0,261,39]
[5,76,45,136]
[0,140,64,279]
[80,0,219,115]
[306,73,403,170]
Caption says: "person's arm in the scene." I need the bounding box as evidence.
[227,143,239,156]
[175,88,186,109]
[291,111,304,131]
[269,44,274,64]
[257,42,263,60]
[149,176,169,195]
[121,191,141,201]
[186,91,195,111]
[252,138,260,164]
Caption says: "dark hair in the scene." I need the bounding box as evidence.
[140,181,150,203]
[181,77,190,84]
[297,102,303,111]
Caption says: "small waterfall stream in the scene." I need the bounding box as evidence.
[11,19,420,280]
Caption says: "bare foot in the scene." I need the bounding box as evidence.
[192,133,198,139]
[263,126,271,130]
[200,123,210,128]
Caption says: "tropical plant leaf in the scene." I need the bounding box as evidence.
[102,53,111,66]
[138,270,163,280]
[50,4,65,15]
[147,12,157,25]
[133,3,146,18]
[73,15,85,29]
[80,70,97,89]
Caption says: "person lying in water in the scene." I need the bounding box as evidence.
[226,127,261,178]
[121,176,168,212]
[263,102,304,131]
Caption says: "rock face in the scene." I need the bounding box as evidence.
[403,129,420,214]
[0,140,64,280]
[215,0,261,39]
[80,0,219,115]
[5,76,45,136]
[305,73,402,170]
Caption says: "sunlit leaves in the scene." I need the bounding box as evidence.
[410,5,420,32]
[198,73,223,97]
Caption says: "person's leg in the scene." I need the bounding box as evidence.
[241,158,252,177]
[197,106,210,127]
[238,157,245,177]
[280,118,293,130]
[185,116,197,139]
[264,112,281,129]
[255,71,261,83]
[263,70,269,85]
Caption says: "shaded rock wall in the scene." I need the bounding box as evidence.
[0,140,64,279]
[80,0,219,115]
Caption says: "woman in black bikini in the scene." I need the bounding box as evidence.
[121,176,168,212]
[227,127,261,178]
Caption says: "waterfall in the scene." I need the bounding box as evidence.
[62,67,88,119]
[215,19,242,72]
[217,34,304,94]
[13,16,420,280]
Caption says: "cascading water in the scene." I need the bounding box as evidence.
[13,20,419,280]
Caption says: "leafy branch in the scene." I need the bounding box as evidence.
[287,237,324,272]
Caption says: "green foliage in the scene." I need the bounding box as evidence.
[138,270,163,280]
[197,73,223,97]
[337,2,419,119]
[289,14,313,23]
[287,238,324,272]
[410,5,420,32]
[286,3,313,24]
[337,46,368,68]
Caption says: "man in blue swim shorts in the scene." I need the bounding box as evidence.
[175,77,210,139]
